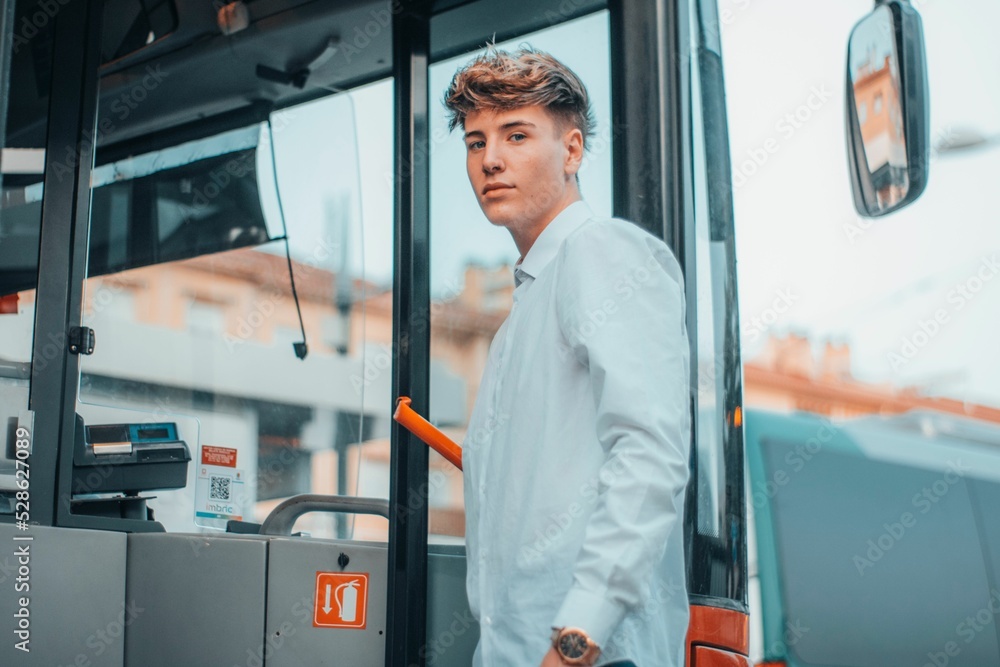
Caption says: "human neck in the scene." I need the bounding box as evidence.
[510,191,582,259]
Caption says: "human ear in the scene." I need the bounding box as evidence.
[563,128,584,176]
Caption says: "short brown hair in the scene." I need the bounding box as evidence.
[443,46,596,150]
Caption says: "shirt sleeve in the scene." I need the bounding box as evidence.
[550,219,691,649]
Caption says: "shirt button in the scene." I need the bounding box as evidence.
[479,484,485,494]
[483,616,492,626]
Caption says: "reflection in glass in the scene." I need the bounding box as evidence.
[3,127,274,297]
[1,0,58,364]
[0,0,57,501]
[690,3,727,540]
[849,5,909,209]
[73,92,390,535]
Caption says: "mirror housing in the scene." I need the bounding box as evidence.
[845,0,930,217]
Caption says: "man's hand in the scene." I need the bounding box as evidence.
[540,645,599,667]
[540,646,566,667]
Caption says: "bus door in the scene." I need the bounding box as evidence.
[0,0,762,666]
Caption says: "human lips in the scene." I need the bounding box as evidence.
[482,182,514,196]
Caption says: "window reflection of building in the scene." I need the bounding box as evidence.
[74,249,407,535]
[853,54,908,206]
[186,296,227,334]
[37,252,1000,540]
[68,249,490,539]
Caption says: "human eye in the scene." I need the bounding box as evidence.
[509,132,526,142]
[467,140,485,151]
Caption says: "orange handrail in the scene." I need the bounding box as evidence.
[393,397,463,471]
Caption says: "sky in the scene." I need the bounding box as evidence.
[720,0,1000,407]
[263,0,1000,410]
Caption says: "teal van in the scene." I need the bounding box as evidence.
[745,409,1000,666]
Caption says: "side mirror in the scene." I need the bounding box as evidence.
[845,0,930,217]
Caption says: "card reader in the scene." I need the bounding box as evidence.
[73,416,191,495]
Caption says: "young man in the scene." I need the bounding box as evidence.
[444,48,691,667]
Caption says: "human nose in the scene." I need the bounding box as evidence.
[482,143,504,173]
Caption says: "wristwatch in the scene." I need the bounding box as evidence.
[551,626,601,665]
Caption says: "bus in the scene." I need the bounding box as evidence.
[0,0,974,665]
[746,409,1000,666]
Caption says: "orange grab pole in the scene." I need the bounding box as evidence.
[393,397,463,471]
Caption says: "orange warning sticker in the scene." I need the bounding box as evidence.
[201,445,237,467]
[313,572,369,629]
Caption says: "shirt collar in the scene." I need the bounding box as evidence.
[514,200,593,287]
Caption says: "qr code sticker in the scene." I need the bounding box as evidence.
[210,475,232,501]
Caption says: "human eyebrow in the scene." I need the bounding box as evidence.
[499,121,535,131]
[463,121,535,139]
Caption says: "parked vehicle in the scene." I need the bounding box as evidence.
[746,409,1000,666]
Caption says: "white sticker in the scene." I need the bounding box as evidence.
[194,445,246,528]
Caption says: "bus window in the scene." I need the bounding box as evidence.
[690,14,727,542]
[73,89,391,535]
[427,11,615,546]
[686,0,746,608]
[760,437,999,665]
[0,0,57,500]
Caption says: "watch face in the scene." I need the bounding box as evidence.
[558,632,588,659]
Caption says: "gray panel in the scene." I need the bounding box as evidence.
[0,523,126,666]
[265,539,478,667]
[265,538,388,667]
[125,533,267,667]
[426,546,479,667]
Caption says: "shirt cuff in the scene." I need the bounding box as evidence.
[551,585,628,651]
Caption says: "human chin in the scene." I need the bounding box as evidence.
[479,200,519,228]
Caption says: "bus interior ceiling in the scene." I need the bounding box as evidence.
[8,0,607,158]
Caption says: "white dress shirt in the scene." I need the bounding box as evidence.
[462,200,691,666]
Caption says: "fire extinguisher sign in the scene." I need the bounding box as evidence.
[313,572,369,629]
